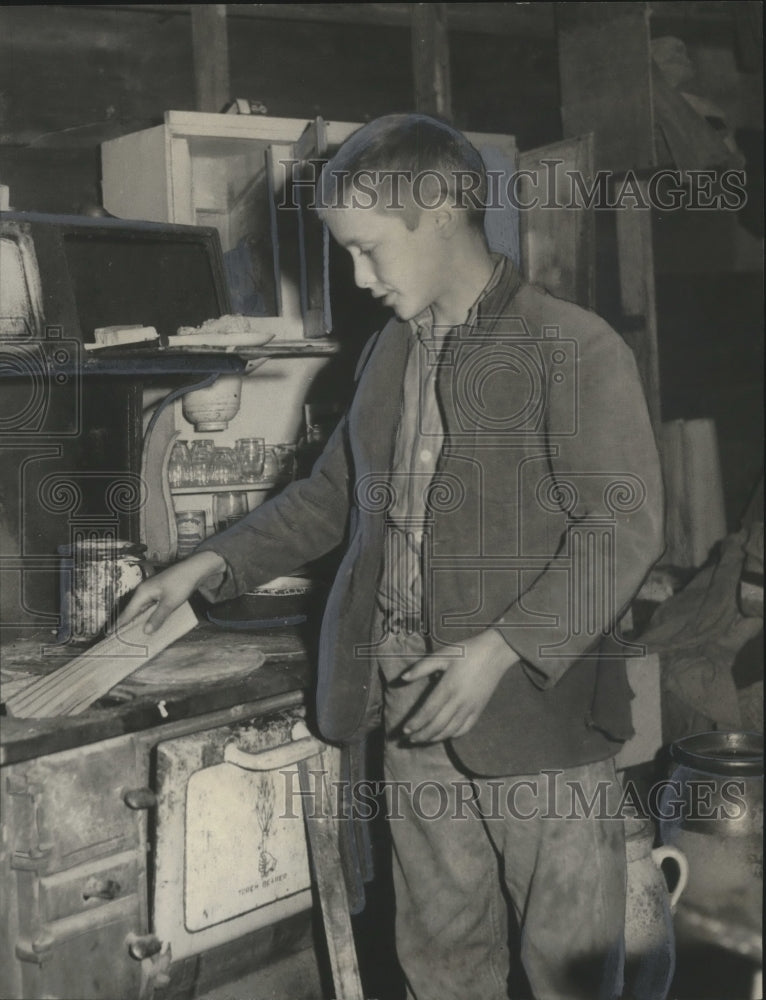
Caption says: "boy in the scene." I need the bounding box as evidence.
[123,114,664,999]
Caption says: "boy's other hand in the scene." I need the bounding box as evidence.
[400,629,519,743]
[118,550,227,635]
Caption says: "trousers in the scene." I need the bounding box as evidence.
[377,634,627,1000]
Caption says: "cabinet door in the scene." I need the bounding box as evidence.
[292,118,331,338]
[13,901,144,1000]
[101,124,171,224]
[165,115,341,340]
[518,133,596,309]
[466,130,521,267]
[2,737,149,999]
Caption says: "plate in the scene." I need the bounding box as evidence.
[208,577,322,629]
[165,333,275,350]
[206,613,307,631]
[249,576,315,595]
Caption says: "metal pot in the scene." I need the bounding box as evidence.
[659,731,763,934]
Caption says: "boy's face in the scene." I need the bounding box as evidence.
[324,203,450,323]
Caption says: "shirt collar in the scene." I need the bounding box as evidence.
[410,252,509,341]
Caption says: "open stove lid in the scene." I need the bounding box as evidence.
[118,633,266,690]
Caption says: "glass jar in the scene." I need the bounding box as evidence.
[262,446,280,484]
[168,440,192,488]
[189,439,215,487]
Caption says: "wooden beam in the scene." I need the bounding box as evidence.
[411,3,452,120]
[71,4,557,38]
[732,0,763,73]
[191,4,230,113]
[614,184,662,431]
[648,1,738,22]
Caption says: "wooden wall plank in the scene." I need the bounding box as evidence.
[191,4,230,114]
[615,186,662,430]
[557,2,656,173]
[411,3,452,120]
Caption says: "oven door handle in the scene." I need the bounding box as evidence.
[223,723,326,772]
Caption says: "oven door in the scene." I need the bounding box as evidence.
[151,710,313,961]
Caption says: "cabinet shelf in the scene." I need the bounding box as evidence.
[0,342,247,380]
[170,482,278,494]
[161,339,341,359]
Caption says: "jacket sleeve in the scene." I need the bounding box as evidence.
[493,311,665,687]
[195,413,352,603]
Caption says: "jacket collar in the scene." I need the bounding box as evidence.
[409,252,523,341]
[476,252,523,331]
[433,254,525,439]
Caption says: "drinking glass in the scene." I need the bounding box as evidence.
[235,437,266,483]
[262,446,280,483]
[273,443,297,484]
[209,447,241,486]
[214,491,248,531]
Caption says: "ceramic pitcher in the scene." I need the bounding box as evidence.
[623,817,688,1000]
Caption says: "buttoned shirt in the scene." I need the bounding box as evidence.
[375,255,505,642]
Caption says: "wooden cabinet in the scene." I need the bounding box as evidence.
[102,112,360,342]
[1,736,149,999]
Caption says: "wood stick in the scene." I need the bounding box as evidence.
[6,603,197,718]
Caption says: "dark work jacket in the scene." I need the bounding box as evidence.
[198,257,665,776]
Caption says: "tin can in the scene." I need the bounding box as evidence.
[58,538,147,642]
[175,510,207,558]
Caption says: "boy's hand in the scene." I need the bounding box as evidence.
[400,629,519,743]
[118,551,227,635]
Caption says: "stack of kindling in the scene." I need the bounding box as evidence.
[6,603,197,718]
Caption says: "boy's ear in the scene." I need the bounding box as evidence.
[433,205,459,237]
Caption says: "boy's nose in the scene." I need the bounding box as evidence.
[353,254,374,289]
